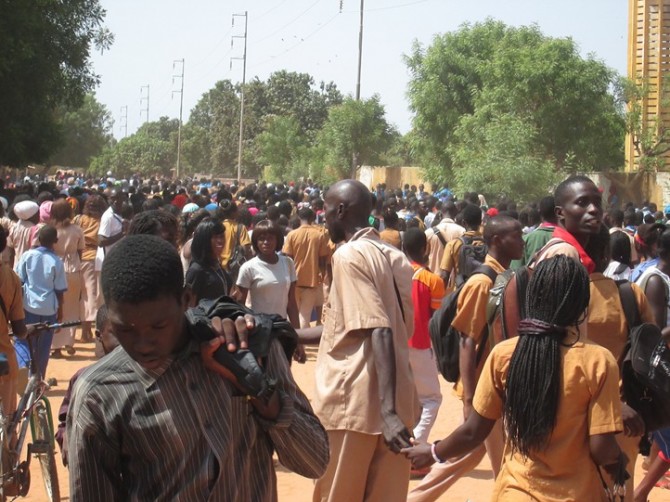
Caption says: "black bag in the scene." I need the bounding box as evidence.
[455,235,488,287]
[618,281,670,432]
[430,265,497,382]
[227,224,247,284]
[185,296,298,399]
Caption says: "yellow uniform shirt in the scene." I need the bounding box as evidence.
[474,336,623,502]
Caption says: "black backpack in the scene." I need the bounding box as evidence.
[429,265,497,382]
[618,281,670,432]
[455,235,488,287]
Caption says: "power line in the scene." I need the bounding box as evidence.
[140,85,150,123]
[172,59,185,179]
[231,12,248,182]
[119,106,128,137]
[251,0,322,46]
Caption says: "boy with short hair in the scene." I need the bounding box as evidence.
[402,228,445,446]
[14,225,67,379]
[67,235,328,501]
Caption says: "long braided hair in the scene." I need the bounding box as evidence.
[503,255,590,458]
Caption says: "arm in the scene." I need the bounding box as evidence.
[55,291,64,323]
[459,334,478,419]
[295,325,323,345]
[97,231,124,248]
[644,275,667,328]
[232,285,248,305]
[402,410,495,469]
[287,282,299,329]
[590,433,626,476]
[252,339,330,478]
[371,326,412,453]
[67,387,125,501]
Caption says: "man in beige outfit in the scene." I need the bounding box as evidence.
[312,180,419,502]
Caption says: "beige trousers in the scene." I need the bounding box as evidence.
[80,260,101,322]
[52,271,81,349]
[313,430,410,502]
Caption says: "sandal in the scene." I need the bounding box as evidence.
[65,345,76,356]
[51,349,62,358]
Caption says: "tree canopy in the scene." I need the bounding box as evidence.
[0,0,112,166]
[406,19,625,199]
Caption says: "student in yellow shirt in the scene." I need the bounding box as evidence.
[403,255,626,502]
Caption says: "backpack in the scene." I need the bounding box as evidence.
[227,224,247,285]
[455,235,488,287]
[618,281,670,432]
[429,265,497,382]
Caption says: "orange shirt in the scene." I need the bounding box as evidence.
[474,336,622,502]
[451,254,505,398]
[587,273,653,362]
[74,214,100,262]
[379,228,402,250]
[409,263,445,350]
[282,224,330,288]
[219,220,251,269]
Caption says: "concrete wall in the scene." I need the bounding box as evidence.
[358,166,426,190]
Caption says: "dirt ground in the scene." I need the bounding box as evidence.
[17,339,670,502]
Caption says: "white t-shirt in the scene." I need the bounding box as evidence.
[636,265,670,326]
[236,254,296,319]
[95,206,123,271]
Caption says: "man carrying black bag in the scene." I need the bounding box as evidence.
[67,235,329,502]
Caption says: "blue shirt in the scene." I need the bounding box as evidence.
[15,247,67,316]
[631,257,659,283]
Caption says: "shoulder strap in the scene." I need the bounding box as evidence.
[433,228,447,247]
[528,238,563,268]
[367,240,405,322]
[472,264,498,364]
[235,223,242,244]
[473,264,497,283]
[616,280,641,330]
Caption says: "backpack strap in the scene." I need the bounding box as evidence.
[617,280,641,330]
[433,228,447,247]
[471,264,498,364]
[527,238,564,269]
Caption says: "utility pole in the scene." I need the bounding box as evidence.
[231,11,248,183]
[172,59,185,179]
[345,0,364,178]
[140,85,150,124]
[120,106,128,137]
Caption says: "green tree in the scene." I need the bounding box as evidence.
[406,20,625,187]
[450,113,561,201]
[90,117,178,177]
[257,116,309,181]
[49,94,114,168]
[317,96,394,179]
[0,0,113,166]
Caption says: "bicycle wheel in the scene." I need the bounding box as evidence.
[31,399,59,502]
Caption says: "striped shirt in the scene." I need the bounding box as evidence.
[67,338,329,501]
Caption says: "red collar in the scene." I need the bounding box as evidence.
[552,226,595,273]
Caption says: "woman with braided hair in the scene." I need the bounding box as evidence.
[403,255,626,501]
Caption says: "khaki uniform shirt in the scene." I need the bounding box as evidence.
[475,336,622,502]
[283,224,330,288]
[313,227,419,433]
[220,220,251,269]
[426,218,465,273]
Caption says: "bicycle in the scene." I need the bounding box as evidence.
[0,320,80,501]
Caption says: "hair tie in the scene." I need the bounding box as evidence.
[517,318,566,336]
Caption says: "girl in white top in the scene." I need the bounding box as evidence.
[234,220,300,328]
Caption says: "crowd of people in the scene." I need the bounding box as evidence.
[0,171,668,501]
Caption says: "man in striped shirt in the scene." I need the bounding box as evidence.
[67,235,329,501]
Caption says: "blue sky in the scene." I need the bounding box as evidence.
[91,0,628,138]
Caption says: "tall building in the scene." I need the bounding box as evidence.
[626,0,670,171]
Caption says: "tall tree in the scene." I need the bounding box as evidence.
[406,20,625,187]
[0,0,113,166]
[317,96,394,179]
[49,94,114,168]
[257,115,309,181]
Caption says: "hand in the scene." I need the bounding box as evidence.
[56,307,63,324]
[199,315,256,390]
[293,343,306,364]
[401,439,435,470]
[249,390,281,421]
[24,322,50,338]
[621,403,645,437]
[121,220,130,234]
[381,411,413,454]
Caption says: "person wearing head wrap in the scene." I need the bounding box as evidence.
[182,202,199,214]
[7,201,40,268]
[39,200,53,224]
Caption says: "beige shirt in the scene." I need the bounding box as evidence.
[54,223,85,274]
[7,219,35,268]
[313,227,419,434]
[426,218,465,273]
